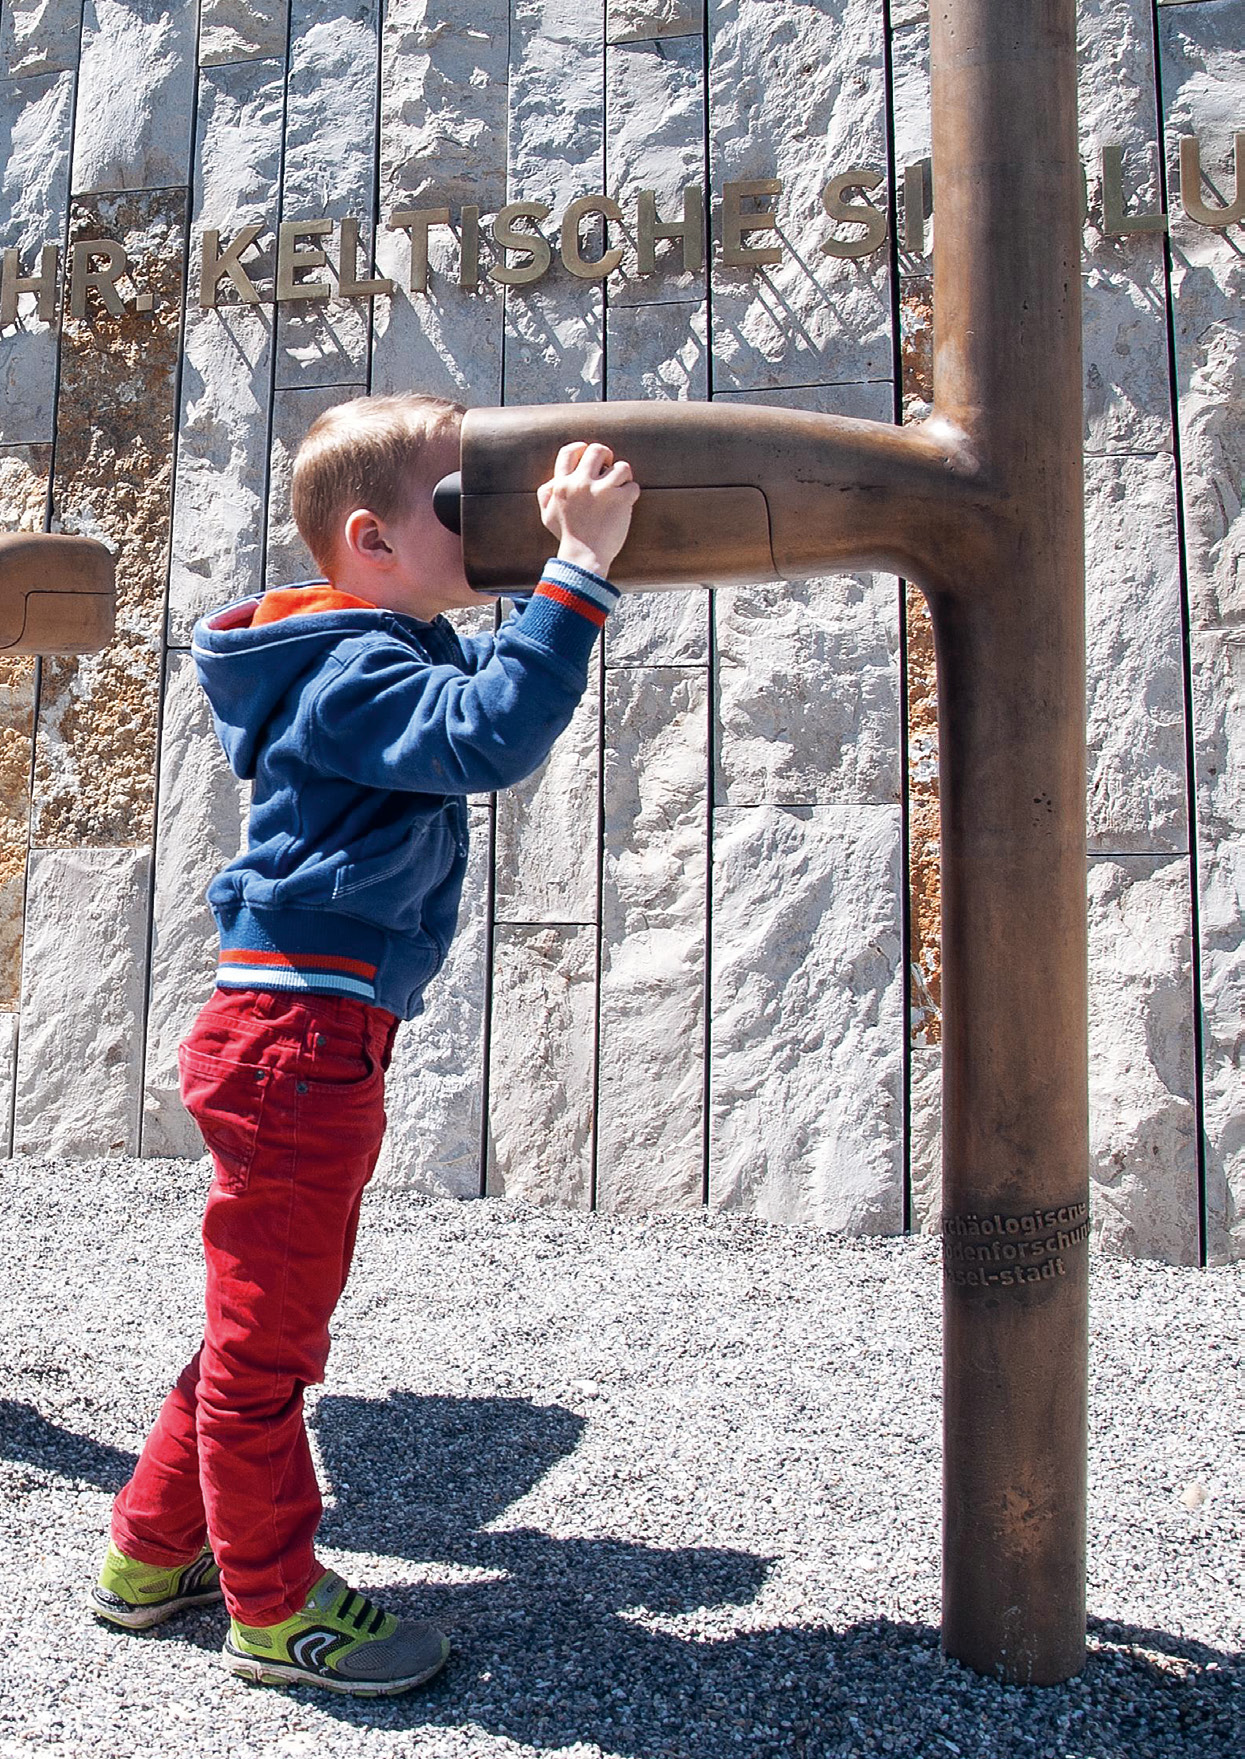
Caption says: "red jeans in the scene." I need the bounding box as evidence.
[111,989,398,1626]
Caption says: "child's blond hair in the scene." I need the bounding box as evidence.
[291,392,465,572]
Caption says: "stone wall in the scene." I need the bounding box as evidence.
[0,0,1240,1262]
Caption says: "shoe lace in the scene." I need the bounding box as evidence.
[336,1586,388,1639]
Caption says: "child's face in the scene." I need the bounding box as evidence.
[334,431,480,618]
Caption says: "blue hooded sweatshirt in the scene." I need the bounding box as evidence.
[191,557,619,1020]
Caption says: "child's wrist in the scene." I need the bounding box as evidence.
[555,537,612,580]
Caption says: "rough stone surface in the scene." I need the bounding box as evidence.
[596,667,708,1211]
[906,584,941,1044]
[1078,0,1175,456]
[1088,855,1200,1265]
[709,0,891,391]
[34,191,186,849]
[0,453,45,1014]
[199,0,286,66]
[493,672,600,925]
[265,382,365,588]
[909,1042,942,1233]
[370,0,506,403]
[714,379,900,810]
[606,34,705,307]
[1084,452,1188,854]
[1162,2,1245,631]
[168,57,283,644]
[14,847,150,1156]
[486,923,596,1206]
[1,0,80,77]
[709,804,904,1230]
[0,67,72,444]
[1199,836,1244,1265]
[141,653,248,1158]
[608,0,702,44]
[375,804,490,1197]
[70,0,196,194]
[275,0,380,391]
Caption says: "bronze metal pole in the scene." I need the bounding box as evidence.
[447,0,1088,1684]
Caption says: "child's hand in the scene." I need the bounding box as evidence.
[537,442,640,580]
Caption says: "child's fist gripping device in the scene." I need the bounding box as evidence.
[0,533,115,653]
[432,400,968,595]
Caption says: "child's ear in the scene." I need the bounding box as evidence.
[343,509,391,562]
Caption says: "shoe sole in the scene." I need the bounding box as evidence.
[88,1586,225,1631]
[220,1636,450,1697]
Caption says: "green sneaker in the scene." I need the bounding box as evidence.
[89,1540,223,1630]
[222,1569,449,1696]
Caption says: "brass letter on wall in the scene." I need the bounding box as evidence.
[636,187,704,276]
[1,245,58,326]
[69,239,128,319]
[201,225,263,308]
[821,167,888,257]
[1180,134,1245,229]
[1101,145,1168,237]
[275,219,333,301]
[389,207,451,293]
[488,202,552,286]
[721,179,783,268]
[560,194,624,279]
[460,206,481,290]
[338,218,393,297]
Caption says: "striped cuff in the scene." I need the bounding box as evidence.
[518,557,620,666]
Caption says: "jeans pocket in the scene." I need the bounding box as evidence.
[178,1045,270,1195]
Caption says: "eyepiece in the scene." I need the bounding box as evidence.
[432,470,462,535]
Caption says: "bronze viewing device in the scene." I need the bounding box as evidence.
[0,532,115,654]
[437,0,1091,1686]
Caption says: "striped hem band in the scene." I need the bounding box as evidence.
[216,949,378,1002]
[535,558,619,626]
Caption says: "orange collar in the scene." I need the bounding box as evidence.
[251,586,376,626]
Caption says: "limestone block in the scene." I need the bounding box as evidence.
[0,1014,16,1155]
[502,0,603,407]
[142,653,248,1158]
[1077,0,1173,455]
[714,383,899,809]
[14,847,151,1157]
[266,383,365,588]
[708,0,891,391]
[909,1044,941,1235]
[71,0,196,194]
[486,923,597,1206]
[708,803,904,1231]
[1161,4,1245,629]
[606,35,705,307]
[905,584,940,1043]
[605,299,708,402]
[1198,838,1244,1263]
[608,0,702,43]
[889,1,926,25]
[2,0,80,76]
[596,667,708,1211]
[1192,628,1244,840]
[1087,855,1199,1264]
[0,640,38,1012]
[34,191,186,850]
[168,58,283,644]
[200,0,287,65]
[1084,452,1187,853]
[275,0,380,390]
[604,298,711,668]
[375,803,489,1197]
[493,673,600,925]
[370,0,506,403]
[0,69,72,443]
[0,442,49,529]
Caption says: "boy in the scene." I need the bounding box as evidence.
[89,394,639,1696]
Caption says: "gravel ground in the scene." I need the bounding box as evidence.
[0,1156,1240,1759]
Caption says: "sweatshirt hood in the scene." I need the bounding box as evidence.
[191,583,392,780]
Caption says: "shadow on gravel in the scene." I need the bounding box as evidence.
[0,1399,135,1490]
[306,1392,1244,1759]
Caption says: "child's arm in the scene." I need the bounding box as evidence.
[309,444,638,794]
